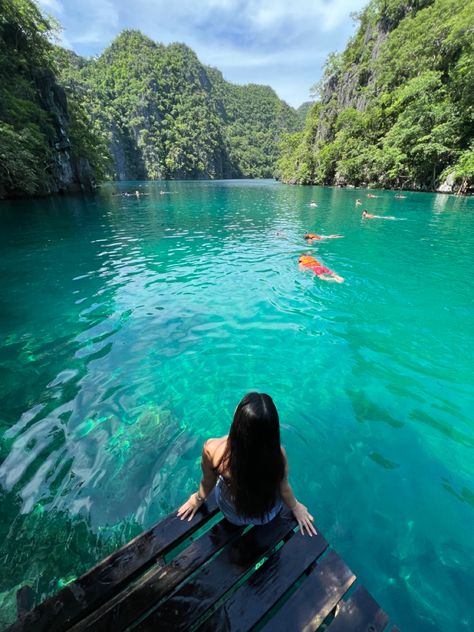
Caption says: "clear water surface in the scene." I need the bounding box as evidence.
[0,180,473,630]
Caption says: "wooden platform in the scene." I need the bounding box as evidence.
[6,493,399,632]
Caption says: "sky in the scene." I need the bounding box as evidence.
[36,0,368,108]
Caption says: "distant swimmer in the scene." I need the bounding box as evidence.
[394,194,407,199]
[309,201,318,207]
[304,233,343,243]
[355,199,362,206]
[362,210,398,220]
[367,193,379,198]
[120,191,148,198]
[299,255,344,283]
[159,190,171,195]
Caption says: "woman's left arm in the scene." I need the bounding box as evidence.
[178,440,218,521]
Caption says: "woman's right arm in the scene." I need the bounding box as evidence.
[280,448,317,536]
[177,440,218,521]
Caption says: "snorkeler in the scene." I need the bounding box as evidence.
[304,233,343,243]
[299,255,344,283]
[362,210,398,220]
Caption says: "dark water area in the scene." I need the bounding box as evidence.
[0,180,473,630]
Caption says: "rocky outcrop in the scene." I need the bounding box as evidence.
[436,172,456,193]
[34,69,95,195]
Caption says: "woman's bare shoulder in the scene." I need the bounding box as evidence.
[204,436,228,466]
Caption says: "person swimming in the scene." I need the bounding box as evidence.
[355,199,362,206]
[309,201,318,207]
[304,233,343,243]
[362,210,398,220]
[367,193,379,198]
[299,255,344,283]
[119,190,148,198]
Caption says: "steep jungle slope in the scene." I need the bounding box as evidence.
[57,32,301,181]
[277,0,474,192]
[0,0,109,199]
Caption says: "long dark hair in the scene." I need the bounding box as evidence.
[222,392,285,519]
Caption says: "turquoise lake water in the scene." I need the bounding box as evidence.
[0,180,473,630]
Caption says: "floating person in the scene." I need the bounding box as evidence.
[159,190,171,195]
[367,193,379,198]
[355,199,362,206]
[119,191,148,198]
[394,194,407,199]
[309,201,318,207]
[304,233,343,243]
[177,392,317,536]
[362,210,398,220]
[299,255,344,283]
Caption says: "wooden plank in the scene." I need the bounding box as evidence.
[70,517,244,632]
[260,550,356,632]
[325,585,389,632]
[134,512,297,632]
[198,529,328,631]
[6,496,218,632]
[16,586,34,618]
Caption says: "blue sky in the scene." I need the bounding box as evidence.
[37,0,368,108]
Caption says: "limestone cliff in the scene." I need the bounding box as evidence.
[277,0,474,193]
[33,69,95,196]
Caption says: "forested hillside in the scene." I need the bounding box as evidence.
[56,31,300,181]
[0,2,300,198]
[278,0,474,192]
[0,0,110,199]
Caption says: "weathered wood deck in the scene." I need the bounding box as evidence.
[6,493,399,631]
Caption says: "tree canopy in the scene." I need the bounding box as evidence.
[277,0,474,191]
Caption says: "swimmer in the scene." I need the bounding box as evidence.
[309,201,318,207]
[299,255,344,283]
[362,210,398,220]
[159,190,171,195]
[394,194,407,199]
[355,199,362,206]
[367,193,379,198]
[304,233,343,243]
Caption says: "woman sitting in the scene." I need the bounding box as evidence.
[178,392,316,536]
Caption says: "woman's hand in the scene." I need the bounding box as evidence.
[177,493,204,522]
[292,501,317,536]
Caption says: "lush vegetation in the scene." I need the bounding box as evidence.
[0,3,299,198]
[277,0,474,192]
[0,0,109,198]
[55,31,300,181]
